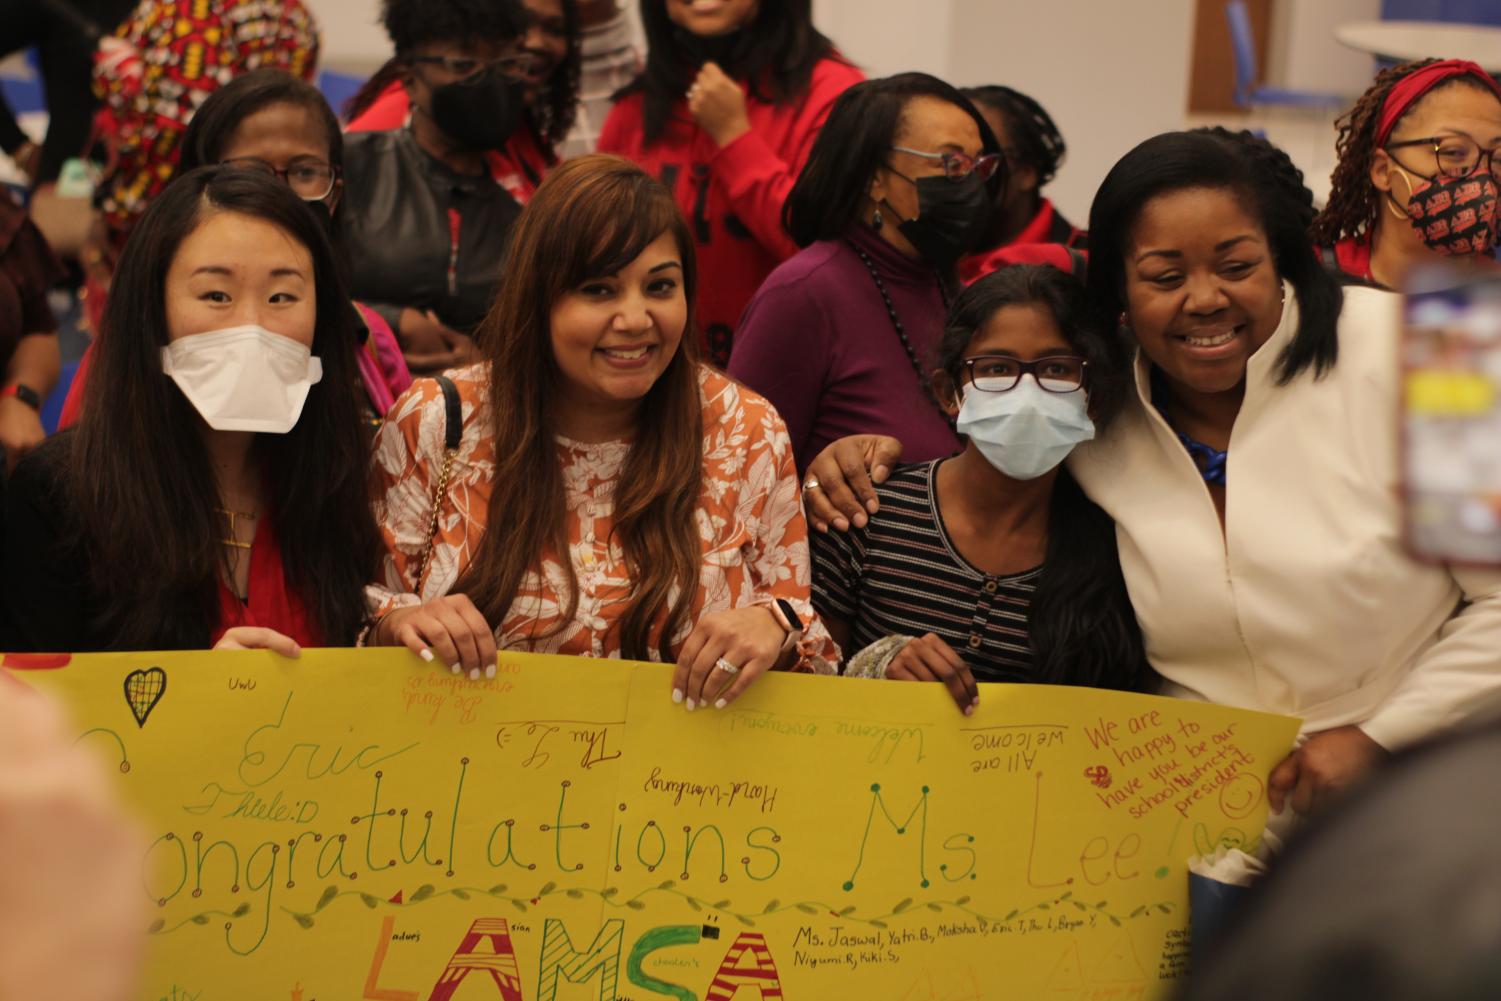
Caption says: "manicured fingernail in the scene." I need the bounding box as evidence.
[468,667,480,680]
[450,662,461,674]
[833,518,849,531]
[419,648,434,663]
[964,704,975,716]
[852,513,867,528]
[867,498,881,512]
[686,699,697,712]
[714,698,727,710]
[485,664,496,679]
[672,689,683,704]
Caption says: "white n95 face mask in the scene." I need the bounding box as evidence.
[161,324,323,434]
[955,377,1096,480]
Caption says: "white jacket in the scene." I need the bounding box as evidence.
[1069,285,1501,749]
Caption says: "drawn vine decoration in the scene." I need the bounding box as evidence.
[149,882,1175,937]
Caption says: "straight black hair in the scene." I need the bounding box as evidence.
[1086,130,1342,385]
[936,265,1152,693]
[784,72,1005,250]
[178,68,343,176]
[71,166,380,648]
[622,0,843,144]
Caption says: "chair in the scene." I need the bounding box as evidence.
[1225,0,1348,110]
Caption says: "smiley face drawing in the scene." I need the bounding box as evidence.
[1218,773,1265,820]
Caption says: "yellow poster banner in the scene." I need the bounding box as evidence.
[5,649,1299,1000]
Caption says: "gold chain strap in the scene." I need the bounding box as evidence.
[413,446,458,596]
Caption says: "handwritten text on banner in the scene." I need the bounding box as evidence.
[6,650,1299,1000]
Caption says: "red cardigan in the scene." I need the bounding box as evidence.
[597,56,865,367]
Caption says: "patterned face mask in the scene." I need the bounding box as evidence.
[1391,165,1500,257]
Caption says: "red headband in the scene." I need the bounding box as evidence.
[1376,59,1501,147]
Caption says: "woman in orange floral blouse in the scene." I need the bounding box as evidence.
[367,154,839,708]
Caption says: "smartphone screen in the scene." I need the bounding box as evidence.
[1401,262,1501,567]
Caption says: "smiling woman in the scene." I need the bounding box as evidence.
[0,167,380,653]
[800,129,1501,825]
[366,154,840,707]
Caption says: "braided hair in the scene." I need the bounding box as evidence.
[961,85,1066,189]
[1308,58,1498,245]
[1192,125,1317,231]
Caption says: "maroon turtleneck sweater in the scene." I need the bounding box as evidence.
[728,224,961,474]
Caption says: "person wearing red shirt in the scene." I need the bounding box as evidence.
[344,0,584,205]
[596,0,863,367]
[959,85,1084,285]
[1311,58,1501,290]
[0,167,379,654]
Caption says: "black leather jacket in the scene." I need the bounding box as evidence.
[341,128,522,336]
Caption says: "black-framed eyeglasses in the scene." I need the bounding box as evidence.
[1385,136,1501,182]
[408,52,538,84]
[222,157,339,201]
[889,146,1005,181]
[963,354,1087,393]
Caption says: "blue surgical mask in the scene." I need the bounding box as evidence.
[955,377,1095,480]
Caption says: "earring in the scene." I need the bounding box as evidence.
[1117,310,1131,334]
[871,207,883,231]
[1385,167,1415,221]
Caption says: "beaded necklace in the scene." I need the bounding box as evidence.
[848,240,953,423]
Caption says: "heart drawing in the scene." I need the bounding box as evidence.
[123,667,167,729]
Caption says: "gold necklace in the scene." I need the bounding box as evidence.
[215,507,258,550]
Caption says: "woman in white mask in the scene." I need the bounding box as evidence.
[811,264,1153,709]
[0,166,380,654]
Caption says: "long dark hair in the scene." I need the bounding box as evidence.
[1086,130,1343,386]
[71,166,379,647]
[936,265,1151,692]
[623,0,842,144]
[784,72,1004,249]
[179,68,343,176]
[527,0,583,151]
[455,155,703,661]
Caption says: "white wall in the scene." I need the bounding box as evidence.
[1272,0,1381,94]
[302,0,392,74]
[814,0,1198,224]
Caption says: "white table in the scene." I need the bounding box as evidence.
[1335,20,1501,72]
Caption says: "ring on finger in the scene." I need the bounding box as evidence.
[714,657,740,676]
[802,475,820,492]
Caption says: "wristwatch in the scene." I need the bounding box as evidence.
[0,384,41,411]
[766,597,805,656]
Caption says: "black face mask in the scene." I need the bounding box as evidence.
[885,171,993,269]
[427,66,525,152]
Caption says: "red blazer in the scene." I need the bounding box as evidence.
[597,56,865,366]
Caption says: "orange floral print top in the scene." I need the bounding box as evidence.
[368,364,840,670]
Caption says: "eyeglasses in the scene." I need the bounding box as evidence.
[963,355,1087,393]
[1385,136,1501,182]
[889,146,1005,181]
[222,157,339,201]
[408,52,539,84]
